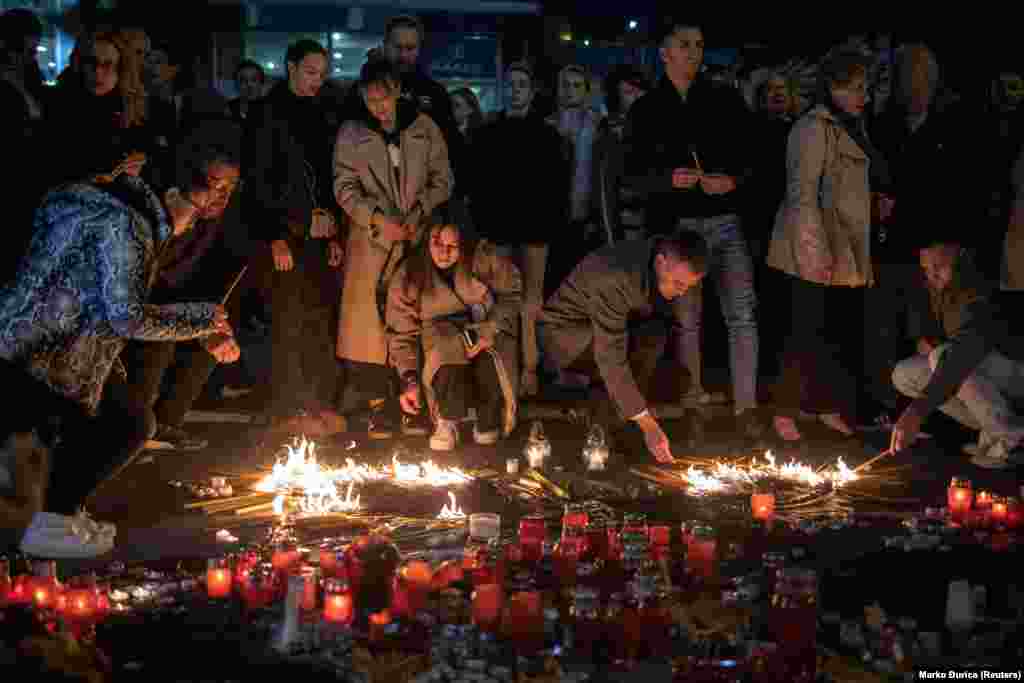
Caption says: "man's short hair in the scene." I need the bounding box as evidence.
[653,16,705,47]
[285,39,327,68]
[358,56,401,91]
[0,8,43,44]
[506,60,533,83]
[235,58,265,82]
[385,14,424,41]
[657,232,709,273]
[181,140,241,194]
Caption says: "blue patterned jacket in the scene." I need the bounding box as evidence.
[0,176,219,414]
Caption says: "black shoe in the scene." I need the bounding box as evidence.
[145,424,208,451]
[367,410,397,440]
[401,413,431,437]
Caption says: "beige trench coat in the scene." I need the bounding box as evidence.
[334,113,453,364]
[386,241,522,435]
[767,105,873,287]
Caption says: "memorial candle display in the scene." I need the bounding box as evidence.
[751,492,776,521]
[947,478,972,522]
[206,559,232,599]
[323,579,354,625]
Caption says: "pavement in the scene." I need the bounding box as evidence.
[68,372,1024,576]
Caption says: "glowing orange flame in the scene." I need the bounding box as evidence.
[437,491,466,520]
[680,450,859,494]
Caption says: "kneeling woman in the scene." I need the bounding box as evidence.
[389,223,523,451]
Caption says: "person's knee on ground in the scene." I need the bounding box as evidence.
[892,355,930,399]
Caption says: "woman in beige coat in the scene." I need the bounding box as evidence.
[767,48,890,442]
[334,59,452,438]
[389,222,522,452]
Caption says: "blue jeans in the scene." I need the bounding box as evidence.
[673,214,759,412]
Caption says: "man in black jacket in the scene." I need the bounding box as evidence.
[245,39,345,435]
[380,15,459,182]
[624,18,760,443]
[891,237,1024,469]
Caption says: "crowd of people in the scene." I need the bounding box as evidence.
[2,8,1024,558]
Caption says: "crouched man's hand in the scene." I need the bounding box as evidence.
[203,334,241,364]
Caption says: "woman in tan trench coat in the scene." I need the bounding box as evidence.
[389,223,522,452]
[334,59,452,438]
[767,48,890,442]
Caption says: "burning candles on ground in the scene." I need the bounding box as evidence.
[31,561,60,610]
[206,559,232,599]
[272,545,301,573]
[948,478,973,523]
[241,565,276,610]
[975,490,993,509]
[751,492,776,521]
[323,579,354,625]
[524,421,551,469]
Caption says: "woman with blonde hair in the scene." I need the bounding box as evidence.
[388,220,522,452]
[44,30,151,188]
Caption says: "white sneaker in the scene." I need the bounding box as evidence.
[970,440,1014,470]
[473,425,500,446]
[19,511,116,559]
[429,419,458,452]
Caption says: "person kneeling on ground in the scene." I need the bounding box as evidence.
[891,237,1024,469]
[538,232,708,462]
[0,360,114,558]
[389,222,522,452]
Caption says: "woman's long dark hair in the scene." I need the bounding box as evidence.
[401,221,479,303]
[451,87,484,133]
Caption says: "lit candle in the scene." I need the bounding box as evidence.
[323,579,354,625]
[300,566,318,611]
[991,497,1009,526]
[319,544,341,577]
[947,478,973,523]
[472,584,504,631]
[431,559,464,591]
[369,609,392,642]
[1006,498,1022,530]
[751,492,776,521]
[206,559,232,599]
[975,490,993,510]
[31,561,60,610]
[241,565,276,610]
[64,588,97,622]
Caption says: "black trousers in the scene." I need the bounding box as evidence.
[432,355,503,432]
[265,239,341,417]
[119,339,217,430]
[47,372,154,514]
[773,273,858,420]
[564,317,669,424]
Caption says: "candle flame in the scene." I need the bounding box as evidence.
[437,491,466,519]
[680,450,860,495]
[254,437,473,517]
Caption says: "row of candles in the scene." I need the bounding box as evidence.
[1,559,113,633]
[946,479,1022,528]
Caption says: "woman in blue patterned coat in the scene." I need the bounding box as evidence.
[0,156,233,513]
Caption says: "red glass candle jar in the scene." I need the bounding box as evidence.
[299,566,319,611]
[323,579,354,625]
[63,584,99,623]
[991,496,1009,526]
[369,609,392,643]
[686,526,717,581]
[648,524,671,562]
[519,515,547,563]
[241,565,277,611]
[472,583,504,632]
[319,543,343,578]
[948,478,973,523]
[271,544,300,573]
[390,573,411,619]
[94,582,111,617]
[31,561,60,611]
[345,543,364,595]
[8,574,30,605]
[503,590,543,656]
[400,560,432,613]
[563,504,589,534]
[606,522,624,562]
[751,493,776,521]
[0,559,9,607]
[206,558,232,599]
[975,490,993,510]
[585,520,609,562]
[431,559,464,591]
